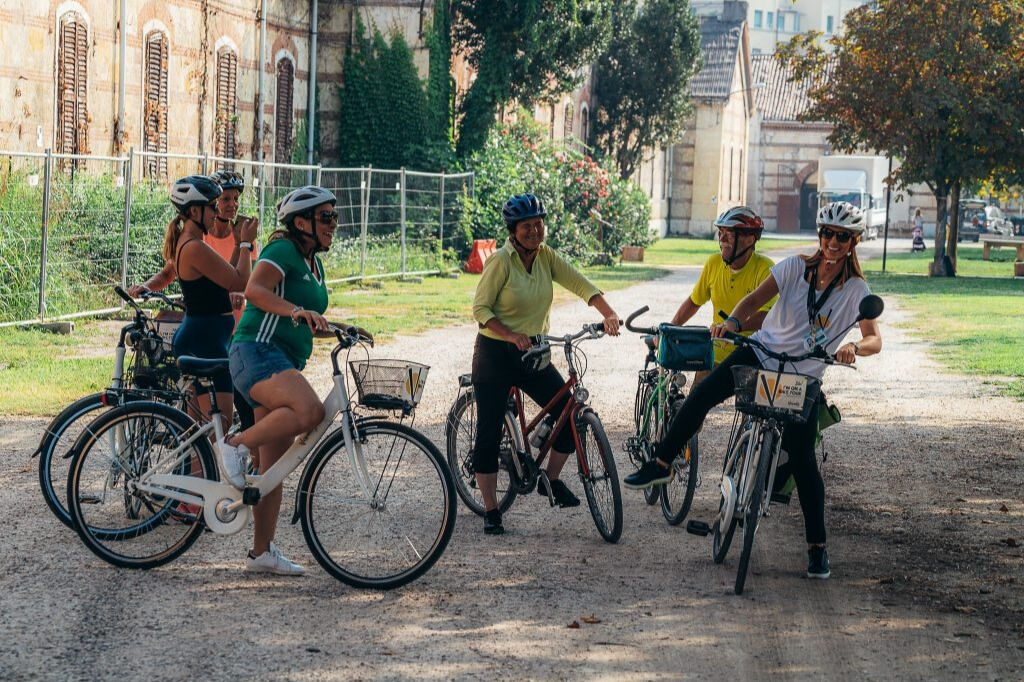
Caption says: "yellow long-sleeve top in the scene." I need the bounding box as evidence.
[472,238,602,340]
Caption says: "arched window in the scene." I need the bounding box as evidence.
[579,105,590,151]
[549,104,556,140]
[215,47,238,164]
[143,31,169,178]
[56,11,89,164]
[563,103,575,143]
[274,58,295,164]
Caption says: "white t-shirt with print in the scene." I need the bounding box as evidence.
[751,255,871,380]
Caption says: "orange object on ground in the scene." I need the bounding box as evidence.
[465,239,498,274]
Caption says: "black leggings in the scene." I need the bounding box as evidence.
[654,346,827,544]
[471,335,574,475]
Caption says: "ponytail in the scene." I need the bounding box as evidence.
[162,214,184,263]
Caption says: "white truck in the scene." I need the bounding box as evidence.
[816,155,888,240]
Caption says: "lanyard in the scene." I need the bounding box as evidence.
[805,265,842,330]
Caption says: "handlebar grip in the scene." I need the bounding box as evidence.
[113,285,133,304]
[624,306,649,332]
[720,330,745,344]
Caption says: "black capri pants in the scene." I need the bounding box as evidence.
[471,334,575,475]
[653,345,827,545]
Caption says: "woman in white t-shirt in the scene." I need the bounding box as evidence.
[625,201,882,580]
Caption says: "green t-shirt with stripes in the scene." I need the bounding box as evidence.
[233,238,328,370]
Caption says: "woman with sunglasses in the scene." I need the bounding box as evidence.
[162,175,254,432]
[626,201,882,580]
[222,186,369,575]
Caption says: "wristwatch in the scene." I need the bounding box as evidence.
[238,241,253,251]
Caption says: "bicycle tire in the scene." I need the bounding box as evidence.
[637,385,661,506]
[713,425,752,564]
[735,429,774,595]
[67,401,216,569]
[661,433,699,526]
[576,410,623,543]
[37,392,108,529]
[444,389,518,516]
[300,420,457,589]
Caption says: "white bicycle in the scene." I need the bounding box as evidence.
[66,326,457,589]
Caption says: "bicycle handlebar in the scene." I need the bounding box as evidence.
[719,330,855,369]
[328,323,374,348]
[625,306,657,335]
[140,290,184,310]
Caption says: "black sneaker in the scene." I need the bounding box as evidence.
[539,478,580,508]
[623,459,672,489]
[807,546,830,579]
[483,509,504,535]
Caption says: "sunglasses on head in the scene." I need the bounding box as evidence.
[819,227,853,243]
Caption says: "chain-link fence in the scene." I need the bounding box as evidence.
[0,149,473,327]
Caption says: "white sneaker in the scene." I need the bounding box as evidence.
[245,543,306,576]
[217,440,250,489]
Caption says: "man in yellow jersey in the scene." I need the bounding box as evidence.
[670,206,776,382]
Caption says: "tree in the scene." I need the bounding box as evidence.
[590,0,702,180]
[451,0,615,159]
[778,0,1024,276]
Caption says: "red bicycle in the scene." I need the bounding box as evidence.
[445,323,622,542]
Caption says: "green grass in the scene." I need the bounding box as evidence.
[865,245,1020,278]
[0,265,668,416]
[644,236,817,266]
[869,272,1024,399]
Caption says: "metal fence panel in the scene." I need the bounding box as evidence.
[0,153,48,324]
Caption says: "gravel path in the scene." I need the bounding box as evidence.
[1,258,1022,680]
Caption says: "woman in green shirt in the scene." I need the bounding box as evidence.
[223,186,368,576]
[471,193,621,535]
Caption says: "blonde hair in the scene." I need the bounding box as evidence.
[799,241,865,287]
[161,214,185,263]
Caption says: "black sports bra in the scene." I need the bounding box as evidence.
[176,239,232,315]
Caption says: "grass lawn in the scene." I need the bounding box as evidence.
[869,272,1024,399]
[864,245,1020,278]
[645,236,817,266]
[0,265,668,417]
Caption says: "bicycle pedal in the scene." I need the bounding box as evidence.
[686,520,711,536]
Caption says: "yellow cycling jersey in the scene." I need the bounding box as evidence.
[689,252,777,364]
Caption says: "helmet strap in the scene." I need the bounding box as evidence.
[722,241,753,266]
[510,234,538,256]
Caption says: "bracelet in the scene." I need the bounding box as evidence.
[852,342,860,356]
[238,241,252,251]
[725,316,742,332]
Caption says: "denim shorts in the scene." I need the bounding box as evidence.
[229,341,297,408]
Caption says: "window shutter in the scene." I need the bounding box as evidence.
[143,31,169,178]
[563,103,574,142]
[274,59,294,164]
[215,49,238,166]
[57,12,88,167]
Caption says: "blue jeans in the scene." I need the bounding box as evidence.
[229,341,297,409]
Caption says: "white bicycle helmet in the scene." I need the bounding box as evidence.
[276,186,337,224]
[170,175,222,213]
[816,201,865,234]
[713,206,764,231]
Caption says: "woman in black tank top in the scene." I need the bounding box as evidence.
[163,175,256,432]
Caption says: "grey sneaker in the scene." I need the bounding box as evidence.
[217,440,250,489]
[246,542,305,576]
[807,546,830,579]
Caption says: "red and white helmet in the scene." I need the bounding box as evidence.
[714,206,764,232]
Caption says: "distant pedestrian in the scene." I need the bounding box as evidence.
[913,209,923,233]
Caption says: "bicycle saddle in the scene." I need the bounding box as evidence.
[176,356,229,377]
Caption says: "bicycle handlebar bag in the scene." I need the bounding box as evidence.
[656,324,713,371]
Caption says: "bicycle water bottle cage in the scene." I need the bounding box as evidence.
[656,324,713,371]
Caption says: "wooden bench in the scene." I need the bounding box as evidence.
[979,235,1024,261]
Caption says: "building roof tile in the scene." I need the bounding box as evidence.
[752,53,833,122]
[690,16,744,100]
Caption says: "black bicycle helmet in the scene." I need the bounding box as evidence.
[502,193,547,229]
[170,175,222,213]
[210,169,245,192]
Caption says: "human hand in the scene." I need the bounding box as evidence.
[508,332,532,351]
[230,292,245,310]
[127,284,150,298]
[711,319,738,338]
[835,342,857,365]
[238,216,259,244]
[293,308,328,333]
[603,314,620,336]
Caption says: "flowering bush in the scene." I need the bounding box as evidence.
[457,114,652,263]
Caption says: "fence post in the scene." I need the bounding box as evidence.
[400,168,407,278]
[120,148,135,290]
[38,148,53,321]
[438,173,445,262]
[257,162,266,242]
[360,166,371,277]
[315,164,322,186]
[201,152,210,174]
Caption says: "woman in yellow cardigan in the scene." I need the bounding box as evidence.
[470,194,620,535]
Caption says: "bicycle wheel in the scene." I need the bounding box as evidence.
[735,429,775,595]
[444,389,518,516]
[576,410,622,543]
[67,401,216,569]
[661,433,699,526]
[712,424,753,564]
[300,420,457,589]
[636,384,661,506]
[37,392,108,529]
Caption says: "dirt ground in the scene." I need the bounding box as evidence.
[1,262,1022,680]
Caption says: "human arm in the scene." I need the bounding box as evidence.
[128,261,175,296]
[670,298,700,326]
[179,239,253,292]
[713,275,780,338]
[244,260,327,332]
[229,216,260,266]
[587,293,620,336]
[835,318,881,364]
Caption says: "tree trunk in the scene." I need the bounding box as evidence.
[945,179,961,274]
[455,50,505,159]
[929,190,955,277]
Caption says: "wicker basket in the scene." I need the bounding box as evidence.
[349,359,430,411]
[731,366,820,424]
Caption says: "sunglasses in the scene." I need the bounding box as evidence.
[718,227,759,237]
[818,227,854,243]
[314,210,339,224]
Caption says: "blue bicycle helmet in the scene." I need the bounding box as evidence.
[170,175,222,213]
[502,193,547,229]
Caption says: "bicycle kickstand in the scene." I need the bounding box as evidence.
[538,470,556,507]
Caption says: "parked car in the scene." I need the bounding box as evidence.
[1009,215,1024,237]
[958,200,1014,241]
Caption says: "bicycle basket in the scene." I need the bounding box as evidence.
[125,331,178,391]
[731,366,820,424]
[656,324,713,371]
[349,359,430,411]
